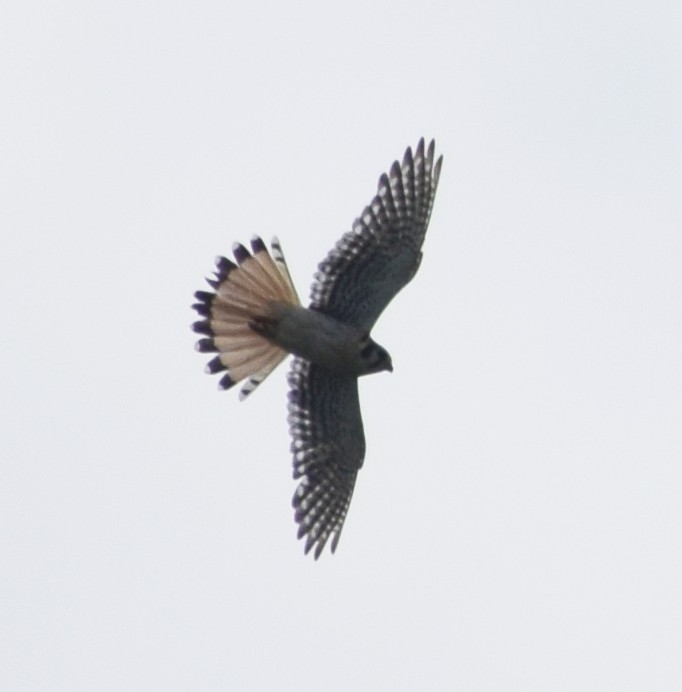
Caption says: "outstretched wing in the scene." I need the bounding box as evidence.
[287,357,366,558]
[310,138,443,331]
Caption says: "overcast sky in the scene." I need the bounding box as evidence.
[2,1,681,690]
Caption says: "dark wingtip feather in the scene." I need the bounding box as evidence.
[427,139,435,163]
[250,235,267,254]
[194,290,214,303]
[330,533,340,554]
[195,338,217,353]
[218,373,235,390]
[192,320,212,335]
[433,155,443,185]
[232,242,250,264]
[192,292,214,318]
[402,144,414,168]
[215,255,237,278]
[205,355,226,373]
[192,301,211,317]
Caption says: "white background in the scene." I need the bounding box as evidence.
[2,1,681,690]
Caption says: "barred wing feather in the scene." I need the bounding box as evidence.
[287,358,365,558]
[310,138,443,331]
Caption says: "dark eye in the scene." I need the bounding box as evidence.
[360,343,375,359]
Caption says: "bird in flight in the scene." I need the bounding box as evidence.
[192,139,443,558]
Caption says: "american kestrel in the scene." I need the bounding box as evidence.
[192,139,443,558]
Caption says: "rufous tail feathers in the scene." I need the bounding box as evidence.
[192,236,300,400]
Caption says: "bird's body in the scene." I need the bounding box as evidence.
[249,303,386,376]
[193,139,442,557]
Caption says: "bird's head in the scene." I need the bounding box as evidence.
[358,335,393,375]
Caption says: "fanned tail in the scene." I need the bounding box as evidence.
[192,236,300,400]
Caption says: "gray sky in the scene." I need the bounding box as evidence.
[2,1,681,690]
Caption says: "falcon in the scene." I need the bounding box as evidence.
[192,139,443,558]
